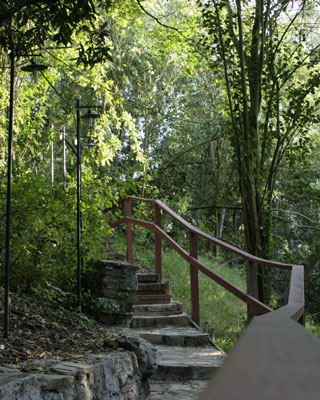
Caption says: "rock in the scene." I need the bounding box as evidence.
[99,311,134,326]
[0,373,28,387]
[116,333,158,381]
[39,374,75,391]
[0,333,156,399]
[0,373,39,400]
[89,352,141,399]
[105,249,127,261]
[84,260,139,326]
[135,337,158,379]
[0,366,20,373]
[50,361,94,376]
[103,337,119,349]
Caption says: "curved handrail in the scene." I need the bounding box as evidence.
[105,196,313,398]
[109,196,294,270]
[104,196,304,324]
[155,199,293,270]
[123,216,272,314]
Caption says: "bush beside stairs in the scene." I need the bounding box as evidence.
[129,270,226,400]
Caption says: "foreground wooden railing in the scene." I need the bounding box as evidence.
[104,196,320,398]
[200,265,320,399]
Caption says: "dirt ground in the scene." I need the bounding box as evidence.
[0,291,117,370]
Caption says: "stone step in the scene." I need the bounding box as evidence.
[132,302,182,316]
[130,314,189,329]
[150,380,208,400]
[134,294,172,305]
[137,273,159,283]
[134,326,210,346]
[152,345,225,381]
[136,281,169,295]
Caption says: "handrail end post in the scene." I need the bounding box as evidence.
[155,204,162,281]
[125,198,133,264]
[190,231,200,325]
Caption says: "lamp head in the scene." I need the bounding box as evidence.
[80,109,100,128]
[21,59,48,82]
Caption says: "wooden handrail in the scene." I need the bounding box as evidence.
[104,196,315,398]
[155,199,293,270]
[107,196,294,269]
[104,196,304,324]
[127,216,272,314]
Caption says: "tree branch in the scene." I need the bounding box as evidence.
[135,0,189,40]
[270,0,306,62]
[188,205,242,211]
[224,0,240,52]
[159,137,218,172]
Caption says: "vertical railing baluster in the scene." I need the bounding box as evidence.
[190,231,199,325]
[105,210,111,250]
[125,198,133,263]
[154,203,162,281]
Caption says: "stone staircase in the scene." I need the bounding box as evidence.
[129,271,226,400]
[133,273,171,304]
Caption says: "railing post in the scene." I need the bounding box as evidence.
[125,198,133,263]
[190,231,200,325]
[105,211,111,250]
[154,203,162,281]
[247,260,260,320]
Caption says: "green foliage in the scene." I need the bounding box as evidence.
[0,0,320,341]
[32,279,119,329]
[190,0,320,307]
[32,282,96,330]
[33,282,76,310]
[0,7,148,303]
[0,176,75,292]
[82,290,119,316]
[306,267,320,323]
[135,243,247,352]
[306,315,320,339]
[0,0,113,58]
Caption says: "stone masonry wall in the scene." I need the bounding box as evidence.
[0,335,156,400]
[84,260,139,326]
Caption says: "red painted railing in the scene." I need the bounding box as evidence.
[104,196,304,325]
[104,197,320,398]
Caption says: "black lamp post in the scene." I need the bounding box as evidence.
[4,44,47,338]
[60,126,67,190]
[76,99,101,313]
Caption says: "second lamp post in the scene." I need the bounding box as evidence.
[4,44,47,338]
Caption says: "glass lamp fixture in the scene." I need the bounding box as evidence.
[80,109,100,127]
[21,59,48,82]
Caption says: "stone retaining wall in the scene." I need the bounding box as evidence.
[0,335,156,400]
[84,260,139,326]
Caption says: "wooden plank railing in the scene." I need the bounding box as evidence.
[103,196,303,324]
[198,264,320,400]
[103,196,320,399]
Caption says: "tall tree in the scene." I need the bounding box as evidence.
[197,0,320,313]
